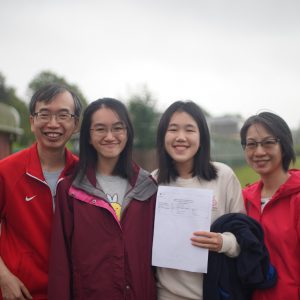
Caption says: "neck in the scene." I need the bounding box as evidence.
[37,144,66,172]
[261,169,289,198]
[175,161,193,179]
[97,158,118,176]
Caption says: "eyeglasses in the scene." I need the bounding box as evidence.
[33,111,76,123]
[90,124,127,136]
[242,138,280,151]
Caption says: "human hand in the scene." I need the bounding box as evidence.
[191,231,223,252]
[0,271,32,300]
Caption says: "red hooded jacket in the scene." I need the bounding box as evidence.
[243,169,300,300]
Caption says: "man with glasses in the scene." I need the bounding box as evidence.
[0,83,82,300]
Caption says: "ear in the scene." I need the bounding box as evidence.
[29,115,35,133]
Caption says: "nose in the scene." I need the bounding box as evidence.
[103,129,115,139]
[47,115,60,126]
[253,144,267,155]
[175,130,186,141]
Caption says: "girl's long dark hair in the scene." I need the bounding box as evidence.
[156,101,217,184]
[76,98,134,181]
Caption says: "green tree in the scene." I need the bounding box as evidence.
[28,70,88,109]
[0,72,33,147]
[127,87,161,149]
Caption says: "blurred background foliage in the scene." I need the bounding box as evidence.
[1,69,300,186]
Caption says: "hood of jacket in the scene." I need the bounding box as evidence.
[71,162,157,202]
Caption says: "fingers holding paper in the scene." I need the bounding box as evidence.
[191,231,223,252]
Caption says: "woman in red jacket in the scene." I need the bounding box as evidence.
[48,98,157,300]
[240,112,300,300]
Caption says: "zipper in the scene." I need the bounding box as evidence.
[26,172,48,186]
[26,171,61,210]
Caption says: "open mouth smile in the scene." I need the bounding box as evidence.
[44,132,63,139]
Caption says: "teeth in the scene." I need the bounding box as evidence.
[46,133,60,138]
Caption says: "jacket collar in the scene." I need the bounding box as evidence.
[84,161,141,188]
[26,143,78,181]
[243,169,300,208]
[73,162,157,202]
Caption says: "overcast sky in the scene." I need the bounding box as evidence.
[1,0,300,128]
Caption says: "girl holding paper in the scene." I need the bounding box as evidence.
[152,101,245,300]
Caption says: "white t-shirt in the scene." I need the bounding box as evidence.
[261,197,270,211]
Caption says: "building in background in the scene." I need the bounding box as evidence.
[0,103,23,159]
[207,115,244,166]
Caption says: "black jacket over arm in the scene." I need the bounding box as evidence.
[203,213,277,300]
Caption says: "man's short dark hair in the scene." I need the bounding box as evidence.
[29,83,82,117]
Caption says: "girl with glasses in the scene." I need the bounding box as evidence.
[240,112,300,299]
[48,98,157,300]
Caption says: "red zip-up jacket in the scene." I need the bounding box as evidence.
[0,143,78,300]
[243,169,300,300]
[48,164,157,300]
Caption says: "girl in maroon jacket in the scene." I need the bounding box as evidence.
[48,98,157,300]
[241,112,300,300]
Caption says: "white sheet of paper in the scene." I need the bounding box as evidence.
[152,185,213,273]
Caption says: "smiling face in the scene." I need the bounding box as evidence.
[89,107,128,168]
[244,123,284,177]
[30,91,78,153]
[164,111,200,176]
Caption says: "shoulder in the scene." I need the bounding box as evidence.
[243,181,260,193]
[242,181,261,202]
[132,163,153,183]
[65,148,79,166]
[212,161,237,180]
[0,147,31,172]
[213,161,234,173]
[288,169,300,181]
[131,165,157,200]
[0,147,31,163]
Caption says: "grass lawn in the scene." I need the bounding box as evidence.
[233,156,300,188]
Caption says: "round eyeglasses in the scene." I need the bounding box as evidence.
[90,124,127,136]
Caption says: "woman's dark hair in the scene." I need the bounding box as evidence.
[156,100,217,184]
[240,111,296,171]
[77,98,134,181]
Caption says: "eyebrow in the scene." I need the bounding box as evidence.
[168,123,197,128]
[37,108,71,113]
[246,135,274,141]
[92,121,124,127]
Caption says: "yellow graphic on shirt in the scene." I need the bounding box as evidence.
[107,194,121,220]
